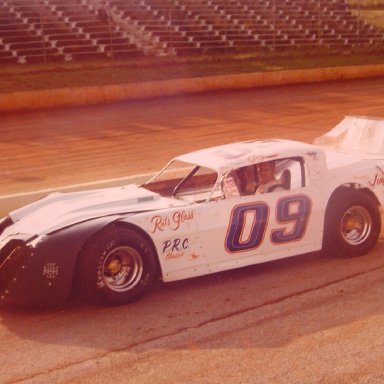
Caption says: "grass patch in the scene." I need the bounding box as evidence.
[348,0,384,9]
[353,9,384,28]
[1,51,384,94]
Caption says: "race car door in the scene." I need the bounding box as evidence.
[196,158,324,275]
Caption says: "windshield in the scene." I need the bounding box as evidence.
[144,160,220,202]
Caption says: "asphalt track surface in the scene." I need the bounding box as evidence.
[1,77,384,383]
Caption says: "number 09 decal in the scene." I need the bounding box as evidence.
[225,195,312,253]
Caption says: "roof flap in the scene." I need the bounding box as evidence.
[314,116,384,157]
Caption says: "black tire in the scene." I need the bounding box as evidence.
[78,225,158,306]
[323,189,381,258]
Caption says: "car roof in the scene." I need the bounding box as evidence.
[175,139,316,172]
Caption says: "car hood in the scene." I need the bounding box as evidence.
[6,184,186,236]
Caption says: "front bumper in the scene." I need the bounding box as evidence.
[0,241,29,300]
[0,236,73,307]
[0,214,123,307]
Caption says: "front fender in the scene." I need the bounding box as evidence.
[0,215,123,307]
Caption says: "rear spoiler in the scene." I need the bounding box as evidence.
[314,116,384,157]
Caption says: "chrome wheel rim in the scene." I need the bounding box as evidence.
[341,206,372,245]
[102,246,143,292]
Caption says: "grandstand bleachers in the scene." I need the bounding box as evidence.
[0,0,383,64]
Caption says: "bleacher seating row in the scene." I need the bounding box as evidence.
[0,0,383,64]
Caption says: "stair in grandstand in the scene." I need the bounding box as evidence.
[44,0,143,60]
[109,0,196,55]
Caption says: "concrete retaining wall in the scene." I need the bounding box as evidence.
[1,64,384,112]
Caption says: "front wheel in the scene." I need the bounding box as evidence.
[323,189,381,258]
[78,225,158,306]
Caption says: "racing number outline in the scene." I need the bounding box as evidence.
[271,195,312,243]
[225,195,312,253]
[225,202,269,252]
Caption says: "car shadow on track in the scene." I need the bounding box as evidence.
[1,246,384,352]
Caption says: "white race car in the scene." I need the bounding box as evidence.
[0,116,383,307]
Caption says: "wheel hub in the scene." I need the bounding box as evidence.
[341,206,372,245]
[108,258,123,275]
[102,246,144,292]
[344,215,360,232]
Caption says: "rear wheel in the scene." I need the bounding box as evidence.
[78,225,158,305]
[323,189,381,258]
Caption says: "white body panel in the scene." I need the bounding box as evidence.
[126,181,325,282]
